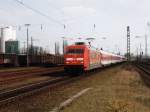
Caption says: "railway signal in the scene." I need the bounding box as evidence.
[86,37,95,47]
[135,35,148,58]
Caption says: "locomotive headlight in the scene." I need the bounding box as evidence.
[76,58,83,61]
[66,58,73,61]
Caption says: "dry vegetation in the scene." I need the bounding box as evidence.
[63,64,150,112]
[0,67,39,72]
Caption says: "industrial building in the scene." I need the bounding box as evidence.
[0,26,16,53]
[55,42,60,55]
[5,40,19,54]
[29,46,44,55]
[63,40,68,54]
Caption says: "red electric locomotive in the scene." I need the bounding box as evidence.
[64,42,124,72]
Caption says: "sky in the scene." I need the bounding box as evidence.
[0,0,150,55]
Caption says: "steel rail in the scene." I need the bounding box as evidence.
[0,62,124,106]
[135,63,150,75]
[0,73,71,105]
[0,66,63,77]
[0,68,64,85]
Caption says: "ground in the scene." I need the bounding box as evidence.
[0,63,150,112]
[62,64,150,112]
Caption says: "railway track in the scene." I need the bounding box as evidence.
[0,68,90,106]
[0,67,64,85]
[134,62,150,87]
[0,63,124,106]
[0,72,70,105]
[135,63,150,75]
[0,71,90,105]
[0,66,63,77]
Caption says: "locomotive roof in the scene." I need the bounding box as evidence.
[66,44,88,48]
[66,44,124,58]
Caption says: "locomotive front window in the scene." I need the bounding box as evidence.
[67,49,84,54]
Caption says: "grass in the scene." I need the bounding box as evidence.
[0,67,40,72]
[62,64,150,112]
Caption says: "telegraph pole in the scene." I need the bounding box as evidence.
[31,36,33,55]
[25,24,30,67]
[62,24,66,55]
[145,35,148,58]
[62,37,65,54]
[23,41,26,54]
[31,36,33,64]
[127,26,131,61]
[140,43,142,60]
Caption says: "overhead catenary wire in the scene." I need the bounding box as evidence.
[13,0,65,26]
[46,0,66,17]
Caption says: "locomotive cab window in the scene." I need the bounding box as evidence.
[66,49,84,54]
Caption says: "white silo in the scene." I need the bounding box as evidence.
[0,29,4,53]
[0,26,16,53]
